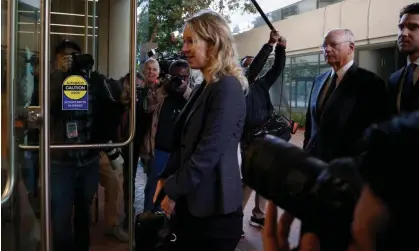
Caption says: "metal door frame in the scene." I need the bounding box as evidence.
[2,0,138,249]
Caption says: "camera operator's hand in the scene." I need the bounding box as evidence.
[120,80,131,105]
[277,36,287,49]
[269,31,281,46]
[160,74,172,88]
[153,179,164,204]
[62,54,73,72]
[263,201,320,251]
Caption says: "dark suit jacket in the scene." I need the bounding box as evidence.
[388,67,404,115]
[303,64,391,162]
[162,76,246,217]
[388,66,419,115]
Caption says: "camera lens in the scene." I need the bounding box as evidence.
[171,76,183,88]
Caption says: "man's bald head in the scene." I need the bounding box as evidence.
[322,28,355,69]
[325,29,355,43]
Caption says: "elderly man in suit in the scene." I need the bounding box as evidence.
[303,28,391,163]
[389,3,419,115]
[286,28,391,251]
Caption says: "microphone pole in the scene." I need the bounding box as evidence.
[250,0,275,31]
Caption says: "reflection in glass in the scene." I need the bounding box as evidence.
[318,0,343,9]
[290,54,319,108]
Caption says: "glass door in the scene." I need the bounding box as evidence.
[1,0,137,250]
[2,0,42,250]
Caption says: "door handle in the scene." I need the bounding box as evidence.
[2,0,17,205]
[17,101,136,150]
[18,85,137,150]
[128,0,137,249]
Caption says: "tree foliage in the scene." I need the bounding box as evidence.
[137,0,256,55]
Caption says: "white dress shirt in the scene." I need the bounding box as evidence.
[332,59,354,85]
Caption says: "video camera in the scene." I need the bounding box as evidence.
[148,49,186,79]
[242,115,298,150]
[103,140,124,171]
[68,53,94,77]
[242,135,362,251]
[159,74,184,93]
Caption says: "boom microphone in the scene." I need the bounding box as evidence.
[250,0,275,31]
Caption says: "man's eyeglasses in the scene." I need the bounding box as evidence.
[320,41,352,51]
[58,52,79,57]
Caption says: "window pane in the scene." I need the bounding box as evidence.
[319,53,331,74]
[281,61,292,108]
[291,54,319,109]
[318,0,343,8]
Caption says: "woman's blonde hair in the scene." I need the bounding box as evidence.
[185,10,248,92]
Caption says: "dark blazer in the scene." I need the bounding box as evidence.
[388,66,419,115]
[303,64,391,162]
[162,75,246,217]
[388,67,404,115]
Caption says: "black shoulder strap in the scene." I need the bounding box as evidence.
[265,89,275,116]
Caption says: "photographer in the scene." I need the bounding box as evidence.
[121,58,160,230]
[48,39,129,251]
[143,59,189,211]
[252,111,419,251]
[241,30,287,232]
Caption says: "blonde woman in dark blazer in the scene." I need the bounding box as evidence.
[155,10,248,251]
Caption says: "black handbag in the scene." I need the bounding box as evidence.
[135,192,177,251]
[243,115,297,149]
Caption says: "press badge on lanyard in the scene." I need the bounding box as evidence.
[66,122,79,139]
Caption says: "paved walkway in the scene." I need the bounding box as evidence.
[90,130,306,251]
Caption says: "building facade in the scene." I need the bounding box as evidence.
[2,0,415,123]
[234,0,414,121]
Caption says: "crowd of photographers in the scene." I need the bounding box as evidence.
[23,36,197,249]
[20,2,419,251]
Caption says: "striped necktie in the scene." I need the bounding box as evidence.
[321,73,338,112]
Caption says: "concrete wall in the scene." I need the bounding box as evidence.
[4,0,415,76]
[97,0,130,79]
[358,50,380,74]
[234,0,416,57]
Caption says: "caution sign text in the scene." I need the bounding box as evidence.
[62,75,89,111]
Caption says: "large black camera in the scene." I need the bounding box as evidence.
[242,115,297,150]
[148,49,186,79]
[160,74,184,93]
[242,135,362,251]
[68,53,94,76]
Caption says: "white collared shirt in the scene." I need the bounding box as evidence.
[237,144,242,179]
[318,60,354,109]
[407,57,419,85]
[331,60,354,85]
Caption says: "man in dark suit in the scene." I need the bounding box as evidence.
[303,28,391,163]
[300,28,391,251]
[389,3,419,115]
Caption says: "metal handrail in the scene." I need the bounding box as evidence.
[1,0,17,206]
[128,0,137,248]
[39,0,52,249]
[84,0,89,52]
